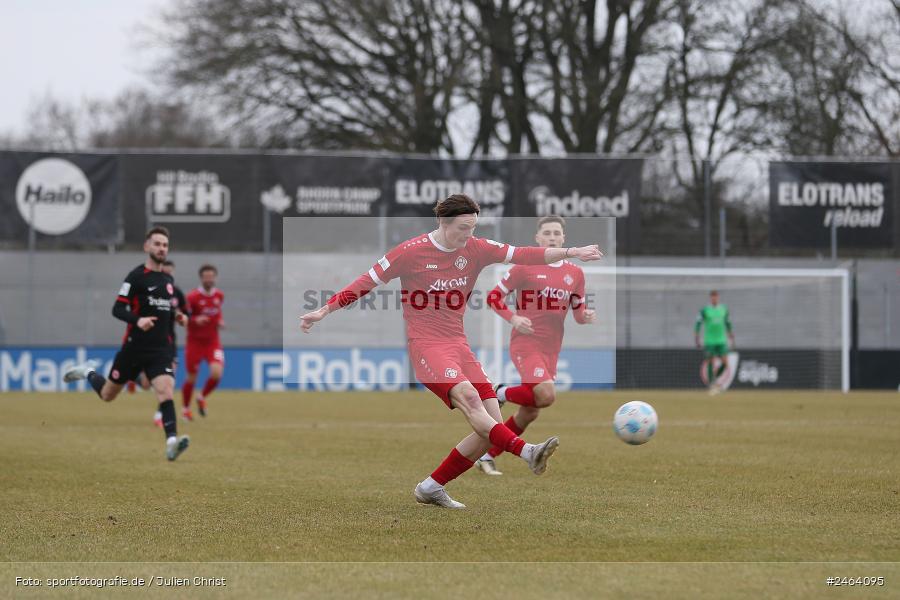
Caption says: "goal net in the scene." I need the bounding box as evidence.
[482,265,849,391]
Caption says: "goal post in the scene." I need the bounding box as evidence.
[484,265,850,392]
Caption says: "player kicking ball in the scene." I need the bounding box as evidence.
[181,264,225,420]
[64,227,191,461]
[695,290,736,395]
[476,216,596,476]
[300,195,602,509]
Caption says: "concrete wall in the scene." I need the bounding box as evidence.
[0,251,896,350]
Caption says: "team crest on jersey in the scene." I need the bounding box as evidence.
[533,367,545,377]
[445,368,458,379]
[454,256,467,270]
[564,274,574,286]
[166,283,174,295]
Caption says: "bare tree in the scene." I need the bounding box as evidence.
[665,0,788,205]
[464,0,542,155]
[2,89,227,150]
[17,93,87,151]
[155,0,473,153]
[87,88,227,148]
[800,0,900,156]
[530,0,676,153]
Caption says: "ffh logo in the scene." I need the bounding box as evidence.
[147,170,231,223]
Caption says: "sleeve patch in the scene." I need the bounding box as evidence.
[118,282,131,297]
[377,255,391,271]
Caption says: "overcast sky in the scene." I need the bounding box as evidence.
[0,0,167,135]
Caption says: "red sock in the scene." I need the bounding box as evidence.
[431,448,475,485]
[201,377,220,398]
[488,424,526,456]
[488,416,525,457]
[505,384,536,407]
[181,381,194,408]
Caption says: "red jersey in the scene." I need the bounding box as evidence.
[327,233,547,341]
[186,287,224,345]
[491,260,586,354]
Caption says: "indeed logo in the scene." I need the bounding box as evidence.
[529,186,629,217]
[147,170,231,222]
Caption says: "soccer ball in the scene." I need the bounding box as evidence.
[613,401,658,445]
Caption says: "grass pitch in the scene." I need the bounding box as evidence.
[2,389,899,598]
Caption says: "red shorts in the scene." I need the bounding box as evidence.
[510,338,558,385]
[185,342,224,374]
[408,339,496,409]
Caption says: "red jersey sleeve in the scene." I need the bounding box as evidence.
[470,237,546,267]
[214,290,224,325]
[571,267,587,320]
[497,266,521,295]
[326,242,408,310]
[487,266,521,321]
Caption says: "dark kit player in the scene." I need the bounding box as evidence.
[64,227,191,461]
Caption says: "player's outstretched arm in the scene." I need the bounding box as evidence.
[574,308,596,325]
[300,304,331,333]
[546,245,603,263]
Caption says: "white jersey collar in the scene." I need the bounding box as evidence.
[428,231,456,253]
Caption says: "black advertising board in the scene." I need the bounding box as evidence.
[260,154,388,249]
[385,158,509,221]
[0,151,119,245]
[1,150,649,251]
[616,348,841,389]
[120,153,263,250]
[508,157,643,252]
[769,161,895,248]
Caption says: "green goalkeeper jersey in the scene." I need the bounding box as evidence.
[695,304,732,345]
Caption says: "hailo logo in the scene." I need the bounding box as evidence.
[15,158,92,235]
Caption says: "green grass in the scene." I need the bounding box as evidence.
[1,390,899,598]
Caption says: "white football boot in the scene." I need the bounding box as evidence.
[475,456,503,476]
[414,483,466,509]
[166,436,190,461]
[63,360,99,383]
[527,436,559,475]
[493,383,507,408]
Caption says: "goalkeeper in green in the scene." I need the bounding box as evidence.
[694,290,735,394]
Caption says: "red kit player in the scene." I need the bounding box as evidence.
[477,216,596,475]
[182,264,225,420]
[300,195,602,509]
